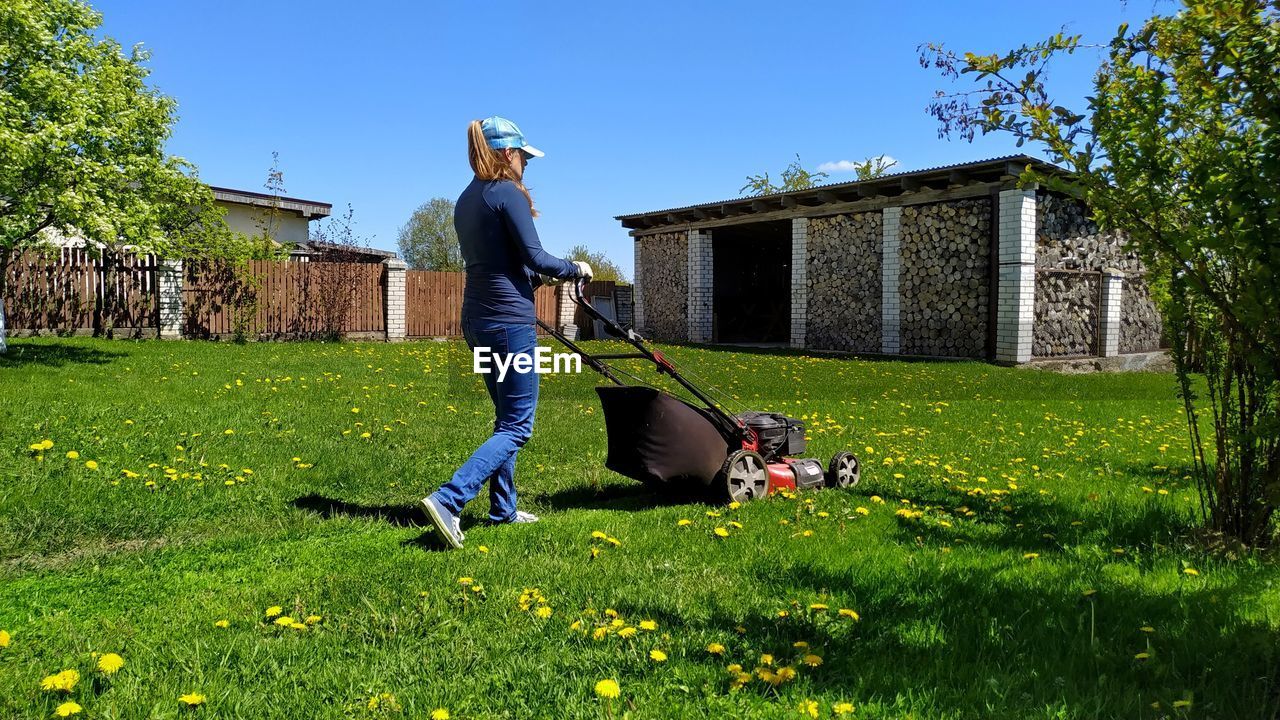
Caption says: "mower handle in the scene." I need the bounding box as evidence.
[539,276,746,440]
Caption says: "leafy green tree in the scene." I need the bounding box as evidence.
[397,198,461,271]
[565,245,627,284]
[850,155,899,180]
[741,154,829,196]
[0,0,237,347]
[922,0,1279,546]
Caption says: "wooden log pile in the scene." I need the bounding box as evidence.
[805,212,881,352]
[635,231,688,341]
[898,199,990,358]
[1036,194,1143,273]
[1034,273,1099,357]
[1036,193,1162,355]
[1120,279,1163,353]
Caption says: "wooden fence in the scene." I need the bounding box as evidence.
[4,252,632,342]
[183,260,385,339]
[405,270,559,338]
[2,248,158,335]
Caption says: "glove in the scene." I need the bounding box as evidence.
[573,261,593,281]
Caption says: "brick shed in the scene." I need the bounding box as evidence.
[617,155,1163,364]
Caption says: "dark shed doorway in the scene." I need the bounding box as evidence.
[712,220,791,343]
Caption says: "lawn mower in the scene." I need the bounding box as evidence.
[535,279,861,503]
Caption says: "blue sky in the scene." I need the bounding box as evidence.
[93,0,1164,277]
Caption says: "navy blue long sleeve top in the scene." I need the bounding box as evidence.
[455,177,581,324]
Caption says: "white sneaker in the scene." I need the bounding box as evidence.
[511,510,540,524]
[421,496,464,549]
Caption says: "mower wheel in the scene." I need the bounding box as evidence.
[719,449,769,503]
[826,451,861,489]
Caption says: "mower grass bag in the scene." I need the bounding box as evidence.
[595,385,735,488]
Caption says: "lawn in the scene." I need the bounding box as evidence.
[1,336,1276,719]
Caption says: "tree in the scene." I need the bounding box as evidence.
[850,155,899,180]
[566,245,627,284]
[741,154,829,196]
[398,198,461,271]
[922,0,1279,546]
[0,0,237,348]
[308,203,372,340]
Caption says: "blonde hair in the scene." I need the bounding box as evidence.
[468,120,538,217]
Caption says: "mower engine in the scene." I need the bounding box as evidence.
[721,412,861,499]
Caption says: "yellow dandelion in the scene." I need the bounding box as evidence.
[871,495,884,504]
[855,507,870,515]
[800,699,819,719]
[179,692,206,706]
[713,526,730,538]
[803,653,823,667]
[809,603,829,611]
[677,518,693,526]
[1135,652,1151,660]
[430,710,450,720]
[40,669,80,693]
[265,606,282,618]
[594,678,620,699]
[617,626,637,638]
[0,629,9,647]
[793,641,809,649]
[66,450,80,460]
[1023,552,1040,560]
[477,545,489,553]
[833,702,855,715]
[97,652,124,675]
[214,620,229,628]
[84,460,98,470]
[1183,568,1199,576]
[592,626,610,641]
[707,642,725,655]
[457,577,473,586]
[535,606,553,620]
[759,653,774,666]
[838,608,861,621]
[649,649,668,662]
[728,501,742,510]
[289,622,307,631]
[55,701,83,717]
[639,620,657,631]
[305,615,322,625]
[591,530,608,540]
[273,615,294,626]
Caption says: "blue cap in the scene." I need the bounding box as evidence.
[480,116,544,158]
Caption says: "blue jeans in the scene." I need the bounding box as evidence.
[432,319,539,523]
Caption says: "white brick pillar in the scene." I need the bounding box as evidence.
[557,281,579,339]
[631,241,646,333]
[995,189,1037,364]
[383,258,407,342]
[687,229,713,343]
[157,259,184,339]
[1099,268,1124,357]
[790,218,808,348]
[880,207,901,354]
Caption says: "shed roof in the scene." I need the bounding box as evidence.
[615,154,1068,230]
[211,186,332,219]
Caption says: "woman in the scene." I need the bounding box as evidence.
[421,116,591,549]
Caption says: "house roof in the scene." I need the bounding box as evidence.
[615,154,1069,230]
[291,241,398,259]
[210,186,332,219]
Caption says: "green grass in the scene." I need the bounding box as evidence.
[0,336,1277,719]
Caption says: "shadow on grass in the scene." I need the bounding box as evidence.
[606,557,1280,718]
[290,494,461,552]
[0,341,125,368]
[291,493,427,527]
[536,481,710,512]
